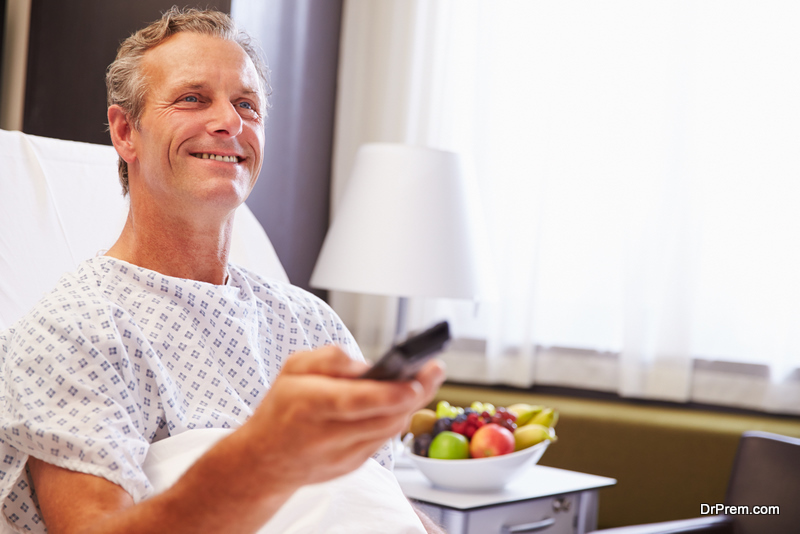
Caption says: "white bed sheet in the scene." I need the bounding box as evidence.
[142,429,426,533]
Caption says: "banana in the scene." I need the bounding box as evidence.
[506,403,543,426]
[513,423,557,451]
[528,408,558,428]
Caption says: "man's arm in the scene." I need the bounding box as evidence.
[28,346,445,534]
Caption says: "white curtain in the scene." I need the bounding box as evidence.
[330,0,483,357]
[330,0,800,414]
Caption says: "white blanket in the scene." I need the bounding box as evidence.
[142,429,426,533]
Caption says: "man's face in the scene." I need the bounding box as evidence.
[129,32,265,214]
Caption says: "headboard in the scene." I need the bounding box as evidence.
[0,129,288,330]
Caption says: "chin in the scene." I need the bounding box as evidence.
[184,181,249,213]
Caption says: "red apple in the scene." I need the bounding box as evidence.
[469,423,515,458]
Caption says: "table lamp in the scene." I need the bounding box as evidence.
[310,143,488,343]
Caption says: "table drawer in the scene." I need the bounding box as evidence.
[415,492,581,534]
[462,493,578,534]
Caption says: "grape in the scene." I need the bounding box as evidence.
[491,409,518,431]
[495,418,517,432]
[432,417,454,437]
[413,433,434,457]
[436,400,459,419]
[451,419,469,436]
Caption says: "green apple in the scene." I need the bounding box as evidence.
[429,431,470,459]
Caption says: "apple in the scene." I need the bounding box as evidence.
[469,423,515,458]
[429,431,470,459]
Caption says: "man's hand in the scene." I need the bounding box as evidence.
[28,345,445,534]
[237,345,446,490]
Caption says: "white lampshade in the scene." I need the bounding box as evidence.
[311,143,488,300]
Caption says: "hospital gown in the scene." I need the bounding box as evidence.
[0,256,393,533]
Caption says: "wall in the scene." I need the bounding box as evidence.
[231,0,343,297]
[0,0,29,130]
[0,0,5,83]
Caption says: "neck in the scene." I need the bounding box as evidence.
[106,203,235,285]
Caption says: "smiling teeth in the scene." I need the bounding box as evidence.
[194,153,240,163]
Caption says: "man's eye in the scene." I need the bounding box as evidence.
[238,102,253,110]
[183,96,199,103]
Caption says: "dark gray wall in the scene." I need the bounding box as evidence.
[233,0,342,298]
[23,0,230,145]
[0,1,6,84]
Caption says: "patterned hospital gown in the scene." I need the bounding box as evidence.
[0,256,393,533]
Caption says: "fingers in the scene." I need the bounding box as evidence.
[338,358,447,418]
[301,437,398,485]
[282,345,370,378]
[281,374,420,421]
[410,358,447,408]
[279,348,447,421]
[318,411,408,443]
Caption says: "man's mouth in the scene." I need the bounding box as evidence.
[192,153,242,163]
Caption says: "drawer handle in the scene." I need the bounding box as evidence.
[501,517,556,533]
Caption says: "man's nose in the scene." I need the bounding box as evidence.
[207,101,243,137]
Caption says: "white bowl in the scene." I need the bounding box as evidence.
[403,438,550,492]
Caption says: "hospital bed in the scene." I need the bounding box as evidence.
[0,129,425,533]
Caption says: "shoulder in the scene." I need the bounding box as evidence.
[229,264,364,360]
[230,264,335,316]
[10,258,112,321]
[3,258,124,356]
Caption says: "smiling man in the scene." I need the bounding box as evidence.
[0,8,445,534]
[105,27,265,284]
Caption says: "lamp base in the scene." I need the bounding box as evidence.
[394,296,409,344]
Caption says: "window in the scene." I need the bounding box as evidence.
[333,0,800,413]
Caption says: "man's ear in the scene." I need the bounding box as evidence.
[108,105,137,165]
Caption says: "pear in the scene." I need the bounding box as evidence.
[528,407,558,429]
[408,408,437,437]
[506,403,543,426]
[513,423,557,451]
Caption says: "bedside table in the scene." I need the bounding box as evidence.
[394,464,616,534]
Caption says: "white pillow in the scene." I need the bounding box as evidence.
[0,129,288,329]
[142,429,427,534]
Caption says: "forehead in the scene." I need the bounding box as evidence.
[141,32,263,98]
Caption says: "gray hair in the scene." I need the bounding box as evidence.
[106,7,270,195]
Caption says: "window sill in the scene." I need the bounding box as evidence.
[436,339,800,417]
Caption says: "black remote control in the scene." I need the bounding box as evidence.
[360,321,450,381]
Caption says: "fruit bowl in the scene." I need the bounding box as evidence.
[403,437,550,492]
